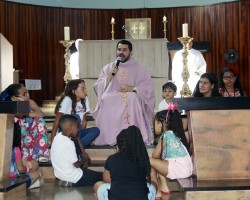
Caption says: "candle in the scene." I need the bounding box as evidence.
[64,26,70,40]
[182,23,188,37]
[111,17,115,23]
[163,15,167,22]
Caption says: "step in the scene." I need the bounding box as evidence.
[0,176,30,199]
[178,176,250,200]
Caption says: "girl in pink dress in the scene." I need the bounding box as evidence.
[0,83,49,162]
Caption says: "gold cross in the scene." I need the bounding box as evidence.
[139,23,145,34]
[124,112,130,125]
[121,93,129,102]
[131,24,138,34]
[119,71,128,81]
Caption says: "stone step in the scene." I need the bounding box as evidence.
[0,176,30,199]
[42,100,58,109]
[178,176,250,199]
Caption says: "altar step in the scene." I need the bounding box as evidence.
[39,145,180,192]
[39,104,181,191]
[0,176,30,200]
[178,176,250,200]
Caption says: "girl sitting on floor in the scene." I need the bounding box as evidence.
[93,125,157,200]
[1,83,49,162]
[51,79,100,148]
[150,104,193,200]
[10,120,44,189]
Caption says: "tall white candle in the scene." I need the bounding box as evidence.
[163,15,167,22]
[64,26,70,40]
[111,17,115,23]
[182,23,188,37]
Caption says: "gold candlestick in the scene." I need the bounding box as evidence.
[163,20,168,41]
[177,36,193,97]
[111,21,115,40]
[59,40,75,84]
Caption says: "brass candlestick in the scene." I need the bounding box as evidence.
[177,36,194,97]
[111,21,115,40]
[59,40,75,84]
[163,20,168,41]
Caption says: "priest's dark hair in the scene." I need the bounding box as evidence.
[116,40,133,51]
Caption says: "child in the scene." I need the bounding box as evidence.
[10,120,44,189]
[0,83,49,162]
[158,82,177,111]
[93,125,157,200]
[219,66,246,97]
[51,79,100,147]
[150,106,193,199]
[51,114,102,186]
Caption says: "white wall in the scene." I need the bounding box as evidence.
[0,33,13,91]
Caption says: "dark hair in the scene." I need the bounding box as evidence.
[192,72,220,97]
[13,121,22,150]
[154,110,191,155]
[116,125,151,182]
[219,67,245,96]
[0,83,23,101]
[162,82,177,92]
[59,114,78,130]
[116,40,133,51]
[55,79,86,114]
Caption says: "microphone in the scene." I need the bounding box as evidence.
[122,25,133,39]
[112,57,122,76]
[122,25,128,32]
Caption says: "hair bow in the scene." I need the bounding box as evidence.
[166,103,178,123]
[229,65,239,75]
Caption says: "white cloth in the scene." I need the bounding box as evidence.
[158,99,170,111]
[172,48,206,96]
[59,96,90,122]
[70,52,80,80]
[51,133,83,183]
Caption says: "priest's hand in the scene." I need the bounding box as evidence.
[120,83,136,93]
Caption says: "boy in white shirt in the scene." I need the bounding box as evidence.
[51,114,102,186]
[158,82,177,111]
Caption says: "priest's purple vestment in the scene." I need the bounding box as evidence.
[93,57,155,145]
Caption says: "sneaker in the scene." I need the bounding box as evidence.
[58,180,72,187]
[38,157,49,163]
[28,172,44,189]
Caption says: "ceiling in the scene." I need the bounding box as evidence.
[4,0,237,9]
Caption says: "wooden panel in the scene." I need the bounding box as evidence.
[184,190,250,200]
[0,184,26,200]
[0,114,14,180]
[189,110,250,180]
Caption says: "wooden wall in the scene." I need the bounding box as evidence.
[0,0,249,105]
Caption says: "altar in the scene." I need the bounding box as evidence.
[78,39,169,112]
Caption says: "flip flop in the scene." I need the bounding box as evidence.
[161,190,172,195]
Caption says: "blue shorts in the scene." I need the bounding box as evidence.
[97,183,156,200]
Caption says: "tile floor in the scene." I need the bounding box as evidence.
[27,182,182,200]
